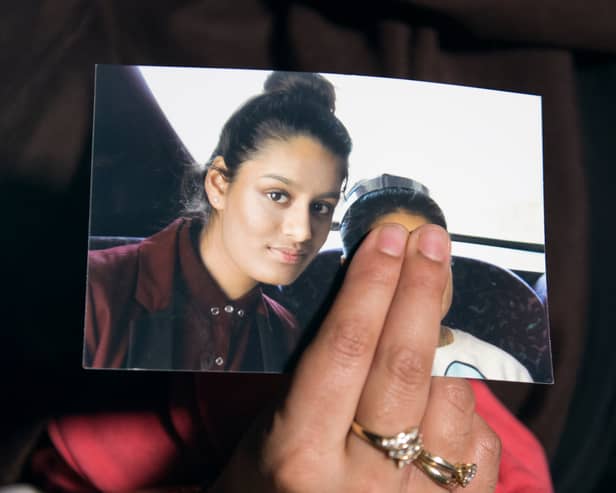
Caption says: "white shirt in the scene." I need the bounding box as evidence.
[432,328,534,383]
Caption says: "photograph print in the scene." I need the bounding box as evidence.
[84,65,552,383]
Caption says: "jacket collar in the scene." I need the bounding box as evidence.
[135,218,185,312]
[134,217,261,313]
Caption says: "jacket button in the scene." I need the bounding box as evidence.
[215,356,224,366]
[210,307,220,316]
[224,305,234,313]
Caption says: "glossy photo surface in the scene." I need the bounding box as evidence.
[84,65,552,383]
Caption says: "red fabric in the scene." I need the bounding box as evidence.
[471,381,553,493]
[34,379,553,492]
[33,373,285,492]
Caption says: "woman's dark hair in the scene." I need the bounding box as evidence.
[182,71,352,223]
[340,185,447,258]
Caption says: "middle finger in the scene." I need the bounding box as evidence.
[351,224,451,443]
[280,224,409,445]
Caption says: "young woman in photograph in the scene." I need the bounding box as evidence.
[339,174,534,382]
[83,71,352,372]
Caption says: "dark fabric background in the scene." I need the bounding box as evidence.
[1,2,615,491]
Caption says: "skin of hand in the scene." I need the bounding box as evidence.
[209,224,502,493]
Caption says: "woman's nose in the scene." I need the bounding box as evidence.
[283,204,312,243]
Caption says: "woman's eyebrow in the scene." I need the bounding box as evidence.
[261,173,292,185]
[317,191,342,200]
[260,174,340,200]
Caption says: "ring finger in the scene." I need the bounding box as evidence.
[409,377,478,490]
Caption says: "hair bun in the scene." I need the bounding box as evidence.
[264,71,337,112]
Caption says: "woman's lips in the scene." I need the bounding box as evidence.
[268,246,308,264]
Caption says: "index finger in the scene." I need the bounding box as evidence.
[353,224,451,436]
[280,224,409,444]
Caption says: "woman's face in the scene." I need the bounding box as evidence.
[212,135,344,288]
[371,210,453,317]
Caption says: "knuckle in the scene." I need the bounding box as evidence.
[354,259,401,290]
[441,379,476,417]
[266,446,319,493]
[270,460,299,492]
[477,428,502,466]
[328,316,372,363]
[384,346,431,394]
[403,265,446,299]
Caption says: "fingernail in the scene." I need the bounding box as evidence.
[377,224,408,257]
[417,226,449,262]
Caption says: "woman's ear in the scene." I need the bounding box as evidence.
[204,156,230,211]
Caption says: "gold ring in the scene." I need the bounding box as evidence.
[415,450,477,488]
[350,421,423,469]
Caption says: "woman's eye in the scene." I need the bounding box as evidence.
[311,202,333,216]
[267,191,289,203]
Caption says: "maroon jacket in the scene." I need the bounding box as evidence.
[84,218,300,372]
